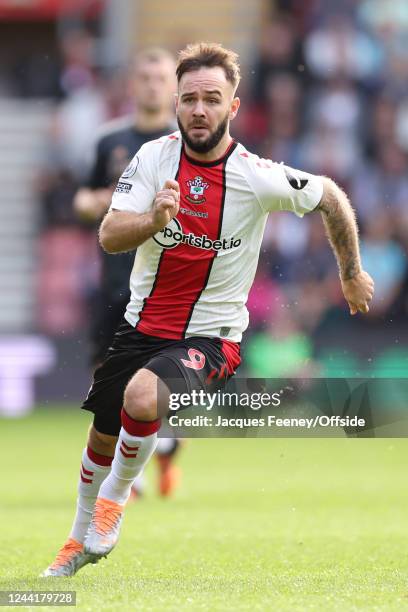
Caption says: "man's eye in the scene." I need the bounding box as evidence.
[208,99,219,104]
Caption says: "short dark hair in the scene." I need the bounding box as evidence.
[176,42,240,90]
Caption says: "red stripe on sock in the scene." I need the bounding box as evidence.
[81,463,94,476]
[121,440,140,452]
[121,408,161,437]
[86,445,113,467]
[120,447,139,459]
[80,474,93,484]
[81,466,94,481]
[120,441,139,458]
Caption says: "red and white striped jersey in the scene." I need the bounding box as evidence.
[110,132,323,342]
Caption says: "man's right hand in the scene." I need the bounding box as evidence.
[151,180,180,230]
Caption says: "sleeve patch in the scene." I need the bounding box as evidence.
[115,181,132,194]
[284,167,309,190]
[121,156,139,179]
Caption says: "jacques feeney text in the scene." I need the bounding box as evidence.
[168,415,366,429]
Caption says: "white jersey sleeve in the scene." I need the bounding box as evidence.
[248,159,324,218]
[109,141,159,214]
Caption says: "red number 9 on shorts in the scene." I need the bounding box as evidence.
[181,348,206,370]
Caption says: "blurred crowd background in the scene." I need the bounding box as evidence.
[0,0,407,414]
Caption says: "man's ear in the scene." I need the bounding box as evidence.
[229,97,240,121]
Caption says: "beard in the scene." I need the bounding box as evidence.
[177,112,229,154]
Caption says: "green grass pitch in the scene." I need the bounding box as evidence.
[1,407,408,611]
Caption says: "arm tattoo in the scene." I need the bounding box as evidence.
[315,178,361,280]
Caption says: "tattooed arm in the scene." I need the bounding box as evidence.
[315,177,374,314]
[316,177,361,280]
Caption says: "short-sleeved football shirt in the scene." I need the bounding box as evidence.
[110,131,323,342]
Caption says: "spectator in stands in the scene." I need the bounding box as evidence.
[360,213,407,318]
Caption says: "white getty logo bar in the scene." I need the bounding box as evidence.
[153,218,241,252]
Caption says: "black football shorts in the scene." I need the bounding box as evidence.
[81,318,241,435]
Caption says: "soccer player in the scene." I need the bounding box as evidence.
[41,42,374,577]
[74,47,181,500]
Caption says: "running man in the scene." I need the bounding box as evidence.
[42,42,373,577]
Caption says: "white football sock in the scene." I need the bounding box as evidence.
[69,447,112,543]
[97,409,160,505]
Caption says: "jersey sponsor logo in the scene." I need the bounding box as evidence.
[153,218,183,248]
[121,156,139,179]
[115,181,132,194]
[153,218,241,252]
[186,176,209,204]
[284,167,308,190]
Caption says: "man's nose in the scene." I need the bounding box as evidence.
[192,101,206,116]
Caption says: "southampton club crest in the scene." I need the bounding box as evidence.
[186,176,209,204]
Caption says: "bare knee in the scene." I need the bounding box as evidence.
[88,425,117,456]
[124,368,158,421]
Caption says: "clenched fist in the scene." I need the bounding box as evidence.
[152,179,180,231]
[341,270,374,315]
